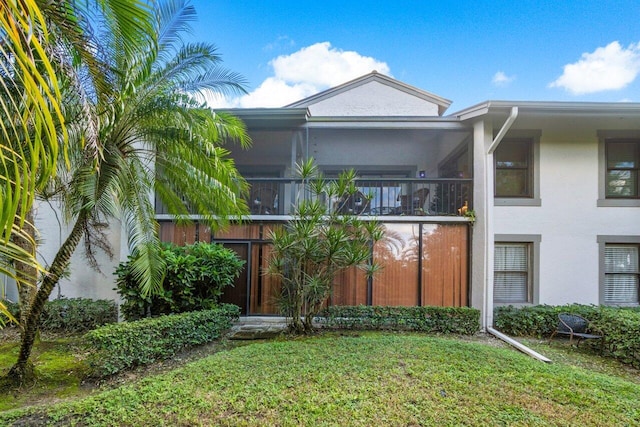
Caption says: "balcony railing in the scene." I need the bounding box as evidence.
[156,178,472,217]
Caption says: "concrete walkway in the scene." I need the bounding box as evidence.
[227,316,289,340]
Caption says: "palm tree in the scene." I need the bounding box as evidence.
[7,0,251,382]
[1,0,157,329]
[0,0,66,324]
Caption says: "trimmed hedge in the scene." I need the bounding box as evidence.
[0,298,117,332]
[494,304,640,368]
[318,305,480,335]
[85,304,240,376]
[493,304,601,338]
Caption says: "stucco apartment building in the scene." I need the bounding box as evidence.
[12,71,640,328]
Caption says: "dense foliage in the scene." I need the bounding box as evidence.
[319,305,480,334]
[266,159,384,333]
[5,0,251,383]
[0,298,117,333]
[494,304,640,368]
[115,242,245,320]
[85,304,240,376]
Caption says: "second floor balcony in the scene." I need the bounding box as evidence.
[156,177,473,218]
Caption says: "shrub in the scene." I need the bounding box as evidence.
[494,304,640,368]
[266,159,384,334]
[493,304,600,338]
[318,305,480,335]
[0,298,117,332]
[85,304,240,376]
[116,242,245,320]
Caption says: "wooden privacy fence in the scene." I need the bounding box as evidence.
[158,221,469,315]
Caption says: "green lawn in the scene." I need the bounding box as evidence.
[1,332,639,426]
[0,336,88,412]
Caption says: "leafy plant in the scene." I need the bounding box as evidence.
[265,159,384,333]
[1,298,117,333]
[85,304,240,376]
[115,242,245,320]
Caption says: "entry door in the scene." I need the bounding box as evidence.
[219,243,249,314]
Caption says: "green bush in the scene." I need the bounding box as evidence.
[1,298,117,332]
[493,304,600,337]
[318,305,480,335]
[116,242,245,320]
[85,304,240,376]
[494,304,640,368]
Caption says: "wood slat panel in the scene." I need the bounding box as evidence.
[372,224,420,306]
[331,266,368,306]
[158,222,196,245]
[199,224,211,243]
[214,224,261,240]
[249,243,281,314]
[421,224,468,307]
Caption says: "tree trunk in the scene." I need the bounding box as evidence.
[7,211,87,384]
[10,207,37,328]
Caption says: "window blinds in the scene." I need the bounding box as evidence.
[494,243,529,303]
[605,245,639,304]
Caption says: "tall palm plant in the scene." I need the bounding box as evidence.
[0,0,66,323]
[2,0,156,328]
[8,0,250,382]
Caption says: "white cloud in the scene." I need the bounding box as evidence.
[207,42,391,108]
[549,41,640,95]
[492,71,515,87]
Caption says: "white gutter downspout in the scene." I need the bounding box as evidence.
[487,327,551,363]
[488,106,518,155]
[484,107,518,329]
[483,107,550,363]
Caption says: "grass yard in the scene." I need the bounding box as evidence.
[0,336,89,412]
[1,332,639,426]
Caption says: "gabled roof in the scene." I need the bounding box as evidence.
[285,71,452,116]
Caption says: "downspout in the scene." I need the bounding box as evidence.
[488,106,518,155]
[484,106,518,329]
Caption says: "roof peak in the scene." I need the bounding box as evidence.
[285,72,452,116]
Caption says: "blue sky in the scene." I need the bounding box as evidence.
[189,1,640,112]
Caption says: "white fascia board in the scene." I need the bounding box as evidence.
[452,100,640,121]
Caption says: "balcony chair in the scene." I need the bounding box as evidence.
[398,188,430,215]
[249,185,278,215]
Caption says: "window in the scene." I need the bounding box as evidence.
[494,243,531,303]
[604,244,639,305]
[605,139,640,198]
[495,138,532,198]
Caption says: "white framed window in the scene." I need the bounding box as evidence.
[598,131,640,207]
[493,130,541,207]
[495,139,533,198]
[604,244,639,305]
[494,243,531,303]
[605,139,640,199]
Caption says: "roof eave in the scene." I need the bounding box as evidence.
[451,101,640,121]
